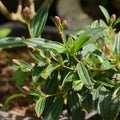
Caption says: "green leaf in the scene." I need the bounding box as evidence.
[67,36,75,53]
[35,97,46,118]
[113,32,120,55]
[32,65,44,83]
[78,27,105,44]
[14,60,33,72]
[30,5,48,37]
[44,97,64,120]
[24,38,68,53]
[4,94,25,109]
[100,60,114,71]
[77,63,93,89]
[81,44,98,57]
[74,35,91,53]
[98,78,114,88]
[43,71,58,94]
[40,63,61,79]
[82,92,92,112]
[0,37,25,49]
[99,5,110,24]
[64,72,80,82]
[72,80,83,91]
[90,20,99,28]
[67,91,83,120]
[0,28,11,38]
[49,50,63,63]
[13,70,26,88]
[29,51,46,66]
[93,87,120,120]
[113,17,120,27]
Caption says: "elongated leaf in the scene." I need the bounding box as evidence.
[82,92,92,112]
[40,62,61,79]
[30,5,48,37]
[113,32,120,55]
[49,50,63,63]
[113,17,120,27]
[13,60,33,72]
[43,71,58,116]
[81,44,98,57]
[13,70,26,88]
[4,94,25,108]
[67,91,83,120]
[32,65,45,83]
[24,38,68,53]
[78,27,105,44]
[99,5,110,24]
[44,97,64,120]
[90,20,99,28]
[93,87,120,120]
[100,60,114,71]
[72,80,83,91]
[0,28,11,38]
[64,72,80,82]
[98,78,114,88]
[35,97,46,118]
[29,51,46,66]
[43,71,58,94]
[0,37,25,49]
[74,36,91,53]
[77,63,93,89]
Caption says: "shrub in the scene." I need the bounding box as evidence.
[0,5,120,120]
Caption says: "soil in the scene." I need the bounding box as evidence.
[0,47,37,118]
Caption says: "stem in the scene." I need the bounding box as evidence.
[62,64,75,71]
[29,0,36,18]
[27,21,32,38]
[61,32,66,45]
[72,54,80,63]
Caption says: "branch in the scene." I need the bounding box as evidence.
[29,0,36,18]
[0,1,12,20]
[0,0,25,24]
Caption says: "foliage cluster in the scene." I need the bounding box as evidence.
[0,5,120,120]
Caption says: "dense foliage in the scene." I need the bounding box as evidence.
[0,5,120,120]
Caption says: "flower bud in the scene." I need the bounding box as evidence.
[59,31,63,36]
[22,86,30,92]
[31,62,35,67]
[12,59,20,65]
[103,44,111,53]
[110,14,116,23]
[55,16,61,24]
[21,36,26,40]
[27,45,35,51]
[22,7,31,15]
[62,19,67,27]
[22,7,31,20]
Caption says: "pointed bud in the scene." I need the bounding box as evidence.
[12,59,20,65]
[22,7,31,15]
[27,45,35,51]
[21,36,26,40]
[22,86,30,92]
[59,31,63,36]
[103,44,111,53]
[31,63,35,67]
[62,19,67,27]
[55,16,61,24]
[110,14,116,23]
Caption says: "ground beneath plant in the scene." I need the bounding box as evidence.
[0,47,37,118]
